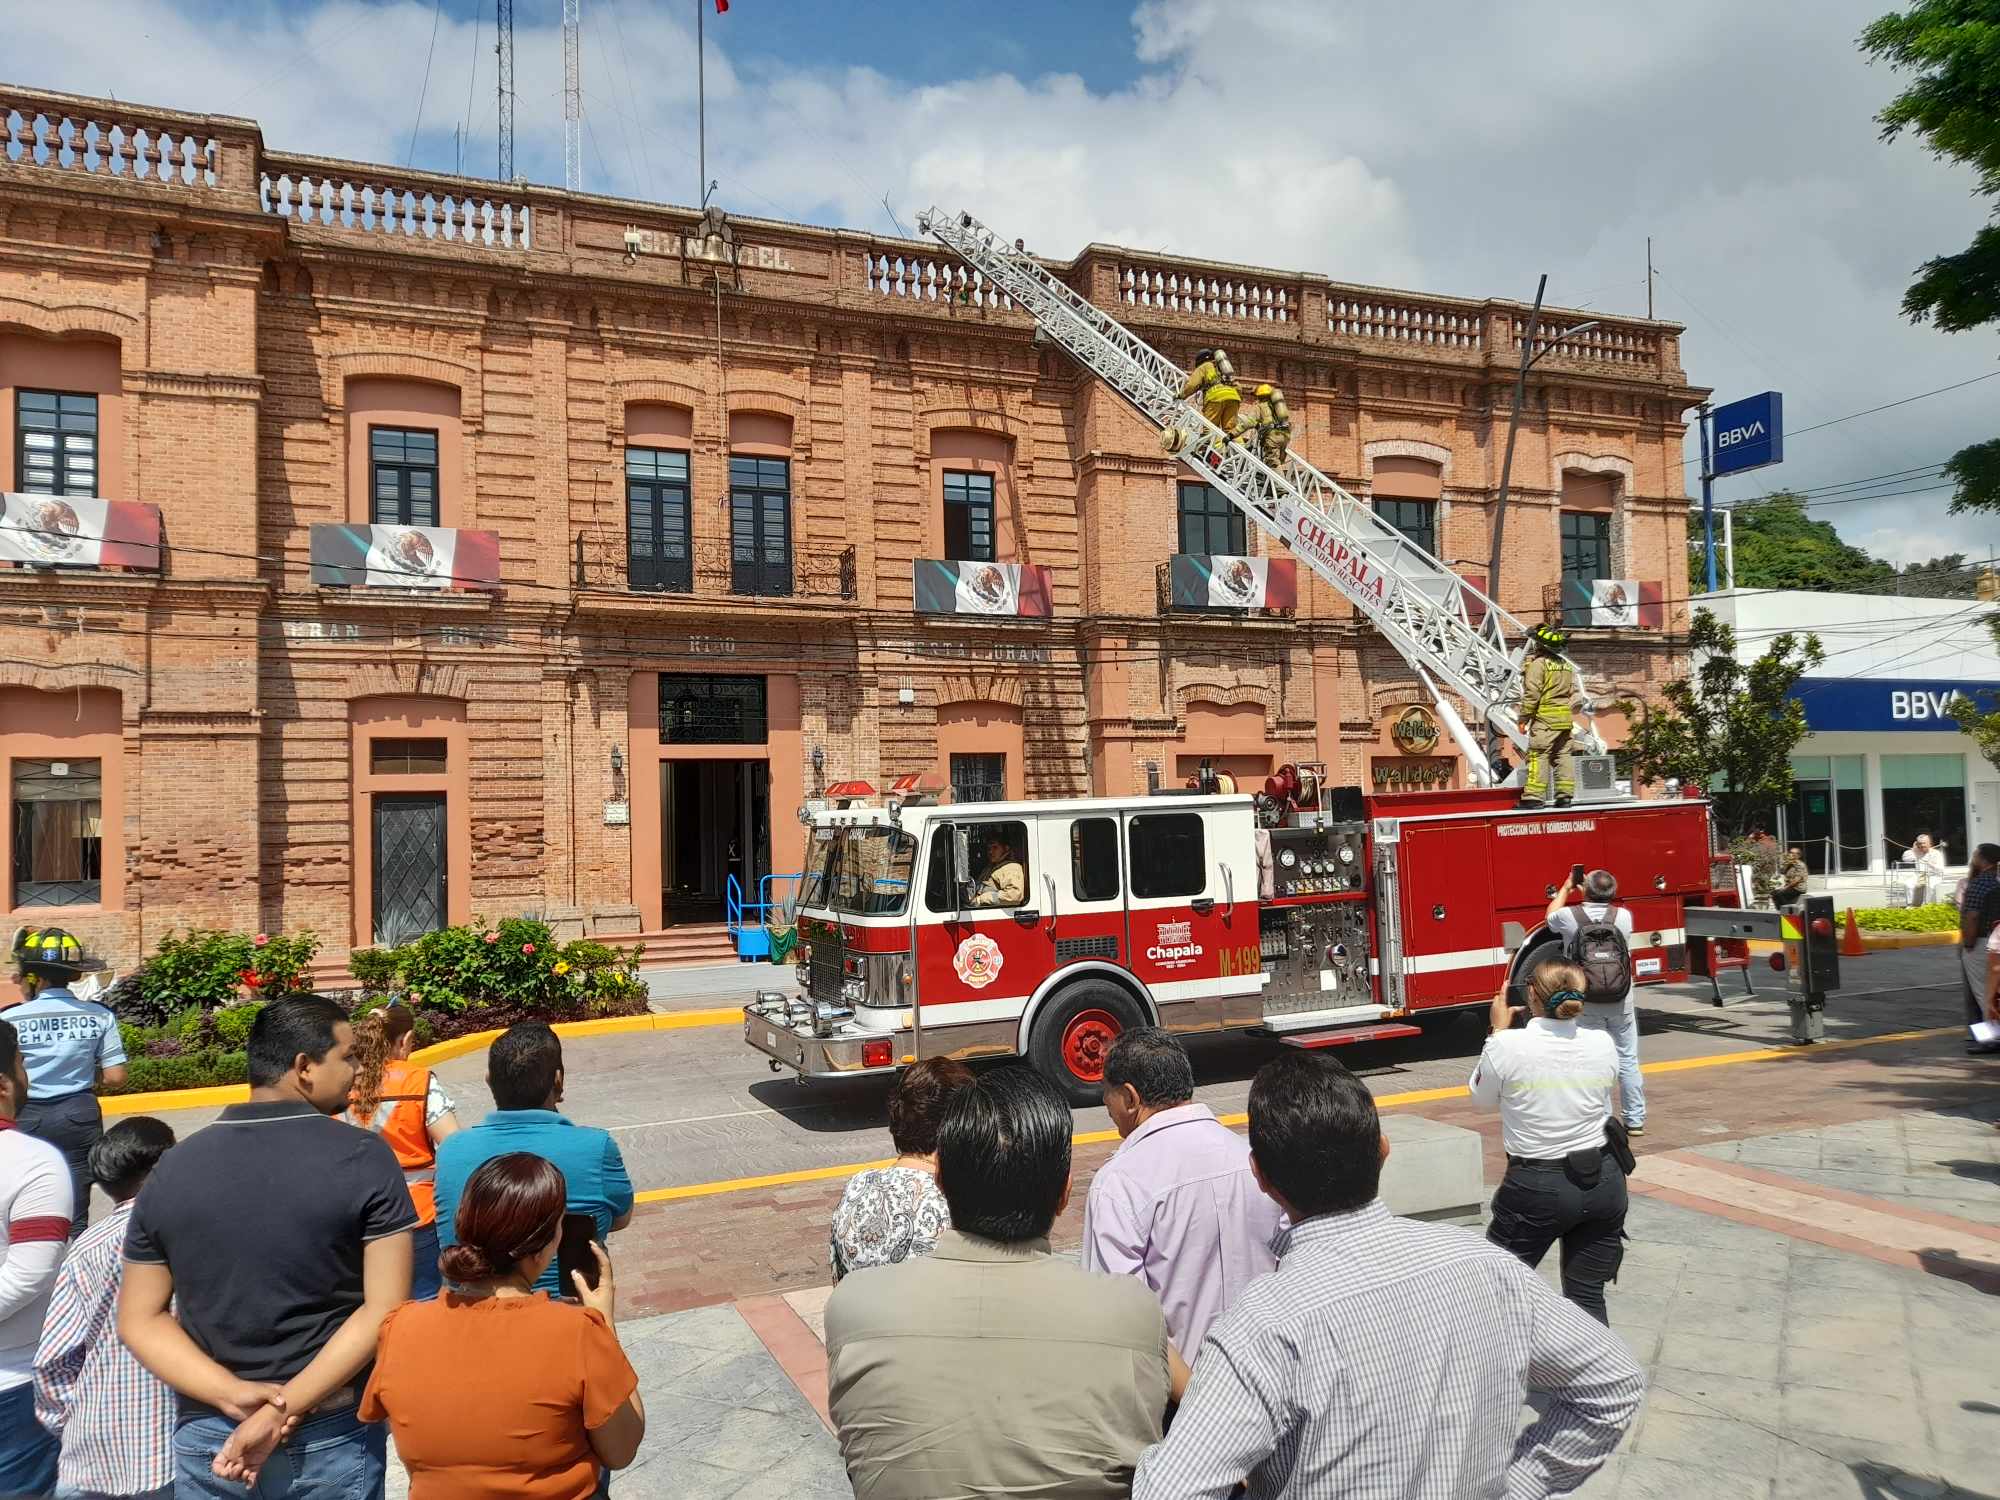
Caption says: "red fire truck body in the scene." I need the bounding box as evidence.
[743,783,1714,1104]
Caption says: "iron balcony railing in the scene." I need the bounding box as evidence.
[573,530,856,601]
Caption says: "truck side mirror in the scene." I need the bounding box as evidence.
[953,825,974,904]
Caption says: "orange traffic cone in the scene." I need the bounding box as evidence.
[1840,907,1866,958]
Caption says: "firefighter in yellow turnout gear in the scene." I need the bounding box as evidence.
[1238,383,1292,470]
[1174,349,1242,453]
[1517,623,1586,809]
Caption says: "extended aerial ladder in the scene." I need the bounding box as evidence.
[916,208,1601,785]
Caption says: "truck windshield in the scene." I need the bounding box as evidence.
[802,826,917,916]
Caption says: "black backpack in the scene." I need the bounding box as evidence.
[1566,908,1631,1004]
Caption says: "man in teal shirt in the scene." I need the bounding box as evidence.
[433,1023,634,1295]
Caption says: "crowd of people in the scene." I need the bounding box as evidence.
[0,990,646,1499]
[0,861,1670,1499]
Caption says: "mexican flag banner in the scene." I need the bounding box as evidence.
[310,524,501,590]
[1168,554,1297,610]
[913,560,1053,617]
[0,493,161,569]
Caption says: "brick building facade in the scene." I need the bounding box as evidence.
[0,86,1704,971]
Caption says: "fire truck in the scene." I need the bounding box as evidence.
[745,772,1715,1104]
[745,207,1722,1099]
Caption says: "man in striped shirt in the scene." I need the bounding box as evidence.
[0,1016,74,1497]
[36,1116,179,1499]
[1134,1052,1644,1500]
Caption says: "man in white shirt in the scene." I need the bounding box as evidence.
[1544,868,1644,1134]
[1904,833,1946,907]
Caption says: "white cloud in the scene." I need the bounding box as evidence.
[8,0,2000,564]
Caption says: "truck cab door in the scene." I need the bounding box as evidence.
[912,815,1055,1034]
[1036,813,1128,969]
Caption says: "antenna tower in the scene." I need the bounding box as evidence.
[495,0,515,179]
[562,0,583,191]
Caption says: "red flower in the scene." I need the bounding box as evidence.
[240,970,264,989]
[521,942,537,955]
[484,932,499,944]
[253,933,270,947]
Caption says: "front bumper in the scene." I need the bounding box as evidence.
[742,992,907,1078]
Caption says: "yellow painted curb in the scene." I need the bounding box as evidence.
[102,1008,746,1116]
[631,1024,1963,1206]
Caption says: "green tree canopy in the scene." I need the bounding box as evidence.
[1694,491,1897,591]
[1861,1,2000,513]
[1622,609,1826,840]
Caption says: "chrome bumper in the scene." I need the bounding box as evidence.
[741,992,905,1078]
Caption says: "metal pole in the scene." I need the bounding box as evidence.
[1699,404,1718,594]
[1646,237,1653,321]
[1721,505,1735,590]
[1486,273,1546,615]
[697,0,705,207]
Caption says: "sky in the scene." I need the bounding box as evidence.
[12,0,2000,571]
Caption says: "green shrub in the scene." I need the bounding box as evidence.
[1851,902,1959,933]
[210,1002,263,1050]
[347,946,402,995]
[116,930,253,1024]
[114,1049,248,1094]
[243,930,320,994]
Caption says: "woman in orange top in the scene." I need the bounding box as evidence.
[345,1004,462,1299]
[361,1152,646,1497]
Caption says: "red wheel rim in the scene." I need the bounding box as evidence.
[1061,1008,1122,1083]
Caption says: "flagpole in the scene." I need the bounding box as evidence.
[697,0,706,207]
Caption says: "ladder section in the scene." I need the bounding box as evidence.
[916,208,1596,764]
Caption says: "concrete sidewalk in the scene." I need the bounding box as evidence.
[398,1103,2000,1499]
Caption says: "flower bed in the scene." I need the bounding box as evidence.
[102,919,649,1096]
[1850,902,1959,933]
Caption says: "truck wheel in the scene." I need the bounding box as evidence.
[1028,981,1146,1108]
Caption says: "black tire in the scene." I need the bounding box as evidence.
[1026,979,1148,1108]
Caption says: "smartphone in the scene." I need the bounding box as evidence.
[1570,863,1586,887]
[556,1213,601,1294]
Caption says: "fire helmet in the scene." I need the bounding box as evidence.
[10,925,103,978]
[1529,623,1568,654]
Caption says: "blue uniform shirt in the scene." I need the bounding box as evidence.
[8,985,126,1098]
[433,1108,635,1295]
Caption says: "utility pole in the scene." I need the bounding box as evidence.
[1699,404,1718,594]
[1646,236,1654,320]
[563,0,583,192]
[495,0,515,180]
[1486,274,1547,614]
[697,0,708,206]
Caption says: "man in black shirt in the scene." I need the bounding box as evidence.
[120,995,415,1496]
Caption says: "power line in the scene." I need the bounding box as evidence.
[404,0,448,168]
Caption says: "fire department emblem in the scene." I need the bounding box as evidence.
[952,933,1005,990]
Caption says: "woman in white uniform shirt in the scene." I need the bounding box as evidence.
[1468,959,1627,1323]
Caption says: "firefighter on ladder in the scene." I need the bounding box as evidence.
[1517,623,1586,809]
[1237,383,1292,470]
[1167,349,1242,463]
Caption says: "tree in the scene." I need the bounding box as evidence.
[1692,491,1896,592]
[1949,687,2000,774]
[1860,2,2000,513]
[1621,609,1826,840]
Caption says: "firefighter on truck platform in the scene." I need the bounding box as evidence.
[1518,623,1590,809]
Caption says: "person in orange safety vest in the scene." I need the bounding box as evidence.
[345,1003,463,1300]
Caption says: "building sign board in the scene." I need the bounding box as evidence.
[1788,677,1995,732]
[1709,391,1784,477]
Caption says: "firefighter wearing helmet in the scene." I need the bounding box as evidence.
[7,926,123,1236]
[1173,348,1243,453]
[1517,623,1586,809]
[1238,383,1293,469]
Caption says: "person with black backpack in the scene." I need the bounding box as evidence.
[1544,868,1644,1135]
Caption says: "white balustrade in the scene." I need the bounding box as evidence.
[0,103,218,187]
[1120,265,1291,322]
[257,166,533,250]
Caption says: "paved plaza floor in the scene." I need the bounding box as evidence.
[380,1103,2000,1499]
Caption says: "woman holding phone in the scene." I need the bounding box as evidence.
[362,1152,646,1496]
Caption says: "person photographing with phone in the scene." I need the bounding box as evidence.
[1468,960,1631,1324]
[1544,865,1645,1135]
[361,1152,645,1497]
